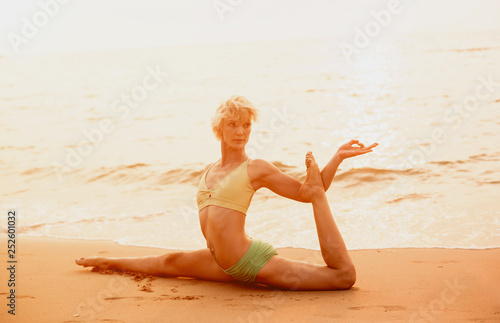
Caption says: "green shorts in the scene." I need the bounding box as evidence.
[221,239,278,284]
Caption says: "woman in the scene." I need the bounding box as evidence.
[76,95,378,290]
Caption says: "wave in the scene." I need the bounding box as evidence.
[386,193,433,204]
[11,211,168,234]
[15,163,419,189]
[334,167,424,182]
[428,47,500,53]
[479,180,500,185]
[451,47,500,52]
[12,152,499,190]
[428,153,500,166]
[16,163,206,186]
[0,145,35,150]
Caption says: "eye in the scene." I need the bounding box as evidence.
[229,122,235,126]
[244,123,251,128]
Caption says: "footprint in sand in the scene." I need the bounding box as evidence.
[349,305,405,312]
[170,295,202,300]
[139,285,153,293]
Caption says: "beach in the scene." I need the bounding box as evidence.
[0,237,498,322]
[1,21,500,323]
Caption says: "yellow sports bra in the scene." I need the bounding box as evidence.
[196,158,255,215]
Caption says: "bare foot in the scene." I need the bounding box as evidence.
[75,256,113,269]
[299,152,325,202]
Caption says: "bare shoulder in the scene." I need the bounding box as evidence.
[248,159,273,190]
[248,158,274,173]
[248,158,279,180]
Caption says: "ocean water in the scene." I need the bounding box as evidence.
[1,31,499,251]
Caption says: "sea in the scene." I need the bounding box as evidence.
[1,30,499,251]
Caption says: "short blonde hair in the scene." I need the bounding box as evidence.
[211,95,258,141]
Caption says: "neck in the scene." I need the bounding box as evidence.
[220,141,248,166]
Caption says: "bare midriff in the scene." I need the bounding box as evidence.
[199,205,252,270]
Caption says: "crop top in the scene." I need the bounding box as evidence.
[196,158,255,215]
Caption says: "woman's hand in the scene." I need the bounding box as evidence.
[335,140,378,161]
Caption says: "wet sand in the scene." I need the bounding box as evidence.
[1,237,499,322]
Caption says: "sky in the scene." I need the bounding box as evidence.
[0,0,499,56]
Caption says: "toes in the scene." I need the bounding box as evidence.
[305,152,313,166]
[306,158,314,167]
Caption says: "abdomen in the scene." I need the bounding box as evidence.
[198,206,251,269]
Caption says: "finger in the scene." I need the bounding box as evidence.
[356,150,372,156]
[359,148,373,154]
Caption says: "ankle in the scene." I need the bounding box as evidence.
[310,189,327,203]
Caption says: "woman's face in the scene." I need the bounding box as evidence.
[220,112,252,149]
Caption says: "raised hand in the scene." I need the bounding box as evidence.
[335,140,378,161]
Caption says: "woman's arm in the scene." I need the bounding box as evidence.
[251,159,309,203]
[320,153,343,192]
[321,140,378,191]
[252,140,378,202]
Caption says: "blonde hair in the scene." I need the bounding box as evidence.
[211,95,258,141]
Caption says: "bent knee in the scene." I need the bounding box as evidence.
[328,265,356,290]
[338,265,356,289]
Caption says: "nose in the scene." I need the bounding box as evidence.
[236,126,244,135]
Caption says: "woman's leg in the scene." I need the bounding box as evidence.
[76,153,354,290]
[255,152,355,290]
[75,249,236,282]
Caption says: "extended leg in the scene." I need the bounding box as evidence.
[75,249,235,282]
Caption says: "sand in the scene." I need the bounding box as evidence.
[1,237,499,323]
